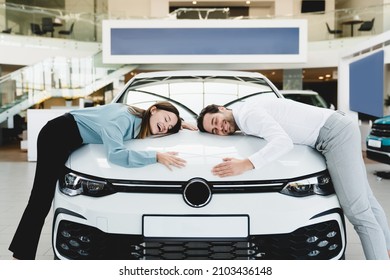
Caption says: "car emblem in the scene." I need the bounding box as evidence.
[183,178,212,208]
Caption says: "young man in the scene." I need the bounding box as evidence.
[197,98,390,260]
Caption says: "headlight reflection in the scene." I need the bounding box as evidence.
[60,172,113,197]
[280,173,335,197]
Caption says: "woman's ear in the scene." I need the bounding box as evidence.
[218,106,226,112]
[150,106,157,115]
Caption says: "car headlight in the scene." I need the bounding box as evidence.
[59,172,113,197]
[280,173,334,197]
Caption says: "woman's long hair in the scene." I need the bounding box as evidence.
[128,101,182,139]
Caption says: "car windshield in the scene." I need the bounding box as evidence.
[117,75,279,120]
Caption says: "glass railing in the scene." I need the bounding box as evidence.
[0,51,128,124]
[0,2,106,42]
[288,4,389,41]
[217,4,387,41]
[1,2,390,43]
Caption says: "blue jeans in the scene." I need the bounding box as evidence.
[316,111,390,259]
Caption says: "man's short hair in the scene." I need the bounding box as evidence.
[197,104,221,132]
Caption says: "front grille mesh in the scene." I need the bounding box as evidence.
[370,123,390,137]
[131,241,255,260]
[56,220,344,260]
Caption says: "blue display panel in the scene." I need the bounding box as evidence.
[110,27,299,55]
[350,50,384,117]
[102,20,307,64]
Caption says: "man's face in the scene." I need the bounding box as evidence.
[202,107,236,136]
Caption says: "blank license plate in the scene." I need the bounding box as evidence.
[368,139,381,148]
[143,215,249,238]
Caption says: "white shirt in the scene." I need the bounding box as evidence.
[233,98,334,169]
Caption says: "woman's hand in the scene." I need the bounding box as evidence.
[157,151,186,170]
[181,121,198,131]
[212,158,254,177]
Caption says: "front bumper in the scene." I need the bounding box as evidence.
[366,133,390,164]
[366,147,390,165]
[53,186,346,260]
[54,217,345,260]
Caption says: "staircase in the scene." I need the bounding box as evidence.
[0,51,137,126]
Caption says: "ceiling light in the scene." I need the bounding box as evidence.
[192,1,197,4]
[318,76,324,80]
[325,74,331,78]
[246,1,251,4]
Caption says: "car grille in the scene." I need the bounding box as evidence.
[370,123,390,137]
[55,220,344,260]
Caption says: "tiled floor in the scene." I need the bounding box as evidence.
[0,140,389,260]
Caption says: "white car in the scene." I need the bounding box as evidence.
[53,71,346,260]
[280,90,335,109]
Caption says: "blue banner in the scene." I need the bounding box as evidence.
[110,27,300,55]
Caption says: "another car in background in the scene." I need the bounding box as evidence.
[53,71,346,260]
[280,90,335,109]
[366,115,390,165]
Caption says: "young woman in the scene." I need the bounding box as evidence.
[9,101,188,259]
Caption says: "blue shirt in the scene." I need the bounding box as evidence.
[70,103,156,168]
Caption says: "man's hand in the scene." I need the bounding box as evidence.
[157,151,186,170]
[212,158,254,177]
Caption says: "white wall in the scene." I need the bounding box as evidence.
[107,0,151,18]
[275,0,293,16]
[150,0,170,18]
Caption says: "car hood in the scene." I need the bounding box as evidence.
[67,130,326,182]
[374,115,390,124]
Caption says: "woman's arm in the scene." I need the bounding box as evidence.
[102,117,186,169]
[156,151,186,170]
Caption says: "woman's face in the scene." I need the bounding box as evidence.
[149,107,179,135]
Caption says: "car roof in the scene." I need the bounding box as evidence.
[133,70,266,79]
[279,90,319,95]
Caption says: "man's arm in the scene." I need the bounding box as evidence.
[212,109,293,177]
